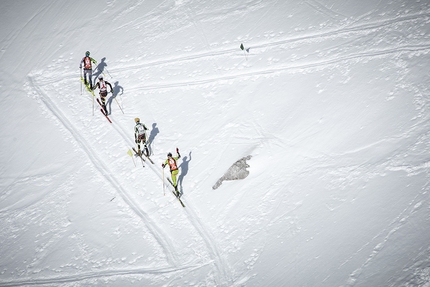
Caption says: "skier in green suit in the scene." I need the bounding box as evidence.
[79,51,97,89]
[162,148,181,192]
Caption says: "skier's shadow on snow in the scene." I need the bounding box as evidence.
[178,151,192,194]
[93,57,107,83]
[112,81,124,98]
[145,123,159,156]
[107,81,124,115]
[148,123,159,145]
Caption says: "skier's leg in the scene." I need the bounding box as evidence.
[142,134,149,156]
[137,140,142,155]
[144,143,149,157]
[101,94,108,114]
[171,170,179,190]
[83,70,88,85]
[88,70,93,89]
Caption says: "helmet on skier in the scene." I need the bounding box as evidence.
[135,118,140,123]
[85,51,90,56]
[167,152,172,157]
[98,74,103,80]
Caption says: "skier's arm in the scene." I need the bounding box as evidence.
[91,57,97,64]
[161,159,168,168]
[176,148,181,159]
[134,127,138,143]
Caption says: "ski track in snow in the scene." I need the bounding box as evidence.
[3,2,430,285]
[128,43,430,92]
[0,264,205,287]
[22,75,234,285]
[72,11,430,93]
[58,11,430,284]
[303,0,348,20]
[340,192,429,287]
[24,76,188,279]
[108,11,430,73]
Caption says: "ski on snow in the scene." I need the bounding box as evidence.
[132,147,183,207]
[167,178,185,208]
[141,149,154,164]
[96,98,112,123]
[80,77,95,96]
[132,147,146,166]
[80,77,112,123]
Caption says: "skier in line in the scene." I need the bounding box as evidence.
[79,51,97,89]
[162,148,181,193]
[93,74,113,115]
[134,118,149,156]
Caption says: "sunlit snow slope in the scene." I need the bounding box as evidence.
[1,0,430,286]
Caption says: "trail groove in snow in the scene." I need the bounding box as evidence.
[28,74,233,286]
[3,0,430,286]
[125,43,430,92]
[110,11,430,72]
[0,264,203,287]
[27,75,182,268]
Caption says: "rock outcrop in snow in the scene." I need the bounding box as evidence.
[213,155,252,190]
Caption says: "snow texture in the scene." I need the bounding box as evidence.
[1,0,430,286]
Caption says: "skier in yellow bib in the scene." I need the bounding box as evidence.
[162,148,181,192]
[134,118,149,156]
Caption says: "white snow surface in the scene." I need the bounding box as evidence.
[1,0,430,286]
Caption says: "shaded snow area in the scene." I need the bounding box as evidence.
[1,0,430,286]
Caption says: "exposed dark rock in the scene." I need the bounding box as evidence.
[213,155,252,190]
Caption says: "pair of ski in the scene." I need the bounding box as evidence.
[166,178,185,208]
[132,147,184,207]
[80,77,112,123]
[132,147,154,164]
[96,98,112,123]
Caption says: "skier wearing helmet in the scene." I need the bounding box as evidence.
[79,51,97,89]
[162,148,181,193]
[93,74,113,115]
[134,118,149,156]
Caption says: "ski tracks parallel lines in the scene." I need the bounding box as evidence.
[27,76,181,268]
[127,43,430,92]
[303,0,348,19]
[29,76,227,286]
[0,264,201,287]
[340,192,429,286]
[184,205,233,286]
[106,111,233,285]
[111,11,430,73]
[108,118,234,285]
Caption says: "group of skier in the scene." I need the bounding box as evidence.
[80,51,183,196]
[80,51,113,115]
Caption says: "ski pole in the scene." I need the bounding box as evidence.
[92,92,94,116]
[113,92,124,114]
[105,67,113,79]
[80,68,83,95]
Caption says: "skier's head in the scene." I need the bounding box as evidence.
[134,118,140,123]
[85,51,90,56]
[98,74,103,80]
[167,152,172,157]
